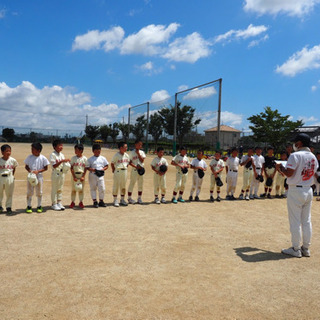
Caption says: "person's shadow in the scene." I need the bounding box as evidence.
[234,247,294,262]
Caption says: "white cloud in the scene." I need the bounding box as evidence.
[197,110,243,130]
[150,90,171,103]
[298,115,318,122]
[276,45,320,76]
[182,86,217,100]
[0,8,6,19]
[311,85,317,91]
[248,34,269,48]
[135,61,162,75]
[178,85,189,92]
[214,24,268,44]
[243,0,320,17]
[162,32,211,63]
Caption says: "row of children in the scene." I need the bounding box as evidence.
[1,141,320,214]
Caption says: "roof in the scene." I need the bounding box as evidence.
[204,125,242,133]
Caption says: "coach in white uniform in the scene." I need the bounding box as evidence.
[277,133,318,258]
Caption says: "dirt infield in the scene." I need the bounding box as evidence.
[1,143,319,319]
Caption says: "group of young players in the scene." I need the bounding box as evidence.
[0,140,320,214]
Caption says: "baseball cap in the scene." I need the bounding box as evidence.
[293,133,310,147]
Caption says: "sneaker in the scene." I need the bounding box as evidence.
[79,202,84,209]
[128,198,136,204]
[260,193,266,198]
[230,195,236,200]
[189,196,193,201]
[52,204,61,211]
[178,197,185,203]
[267,193,272,199]
[195,196,199,201]
[57,203,65,210]
[69,201,75,209]
[113,199,119,207]
[210,196,214,202]
[120,199,128,206]
[249,194,254,200]
[26,206,32,213]
[254,194,261,199]
[93,201,99,208]
[172,197,178,204]
[226,195,231,200]
[281,247,302,258]
[161,197,166,204]
[155,198,161,204]
[0,206,3,213]
[216,196,221,202]
[301,246,310,257]
[239,194,244,200]
[36,206,43,213]
[6,207,12,214]
[245,195,250,201]
[99,200,107,207]
[282,194,287,199]
[275,194,281,198]
[137,197,143,204]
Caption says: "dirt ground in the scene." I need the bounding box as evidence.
[1,142,320,320]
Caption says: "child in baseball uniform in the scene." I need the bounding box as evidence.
[111,141,130,207]
[0,144,18,214]
[127,140,146,205]
[70,144,89,209]
[171,146,190,203]
[313,152,320,196]
[239,147,254,200]
[275,151,288,198]
[88,144,109,208]
[261,146,276,199]
[250,146,265,199]
[151,147,168,204]
[209,150,224,202]
[24,142,50,213]
[225,147,240,200]
[50,139,70,211]
[189,150,207,201]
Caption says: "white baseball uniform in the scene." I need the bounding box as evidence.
[314,159,320,195]
[24,154,50,207]
[112,152,130,197]
[128,149,146,195]
[190,158,208,197]
[250,154,265,196]
[209,158,225,193]
[151,156,168,196]
[50,151,66,205]
[172,154,190,194]
[240,155,254,192]
[226,156,240,195]
[88,155,109,201]
[285,149,318,250]
[275,171,286,196]
[0,156,18,209]
[70,155,89,202]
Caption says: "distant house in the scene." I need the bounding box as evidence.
[204,125,241,149]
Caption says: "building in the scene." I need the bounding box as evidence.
[204,125,241,149]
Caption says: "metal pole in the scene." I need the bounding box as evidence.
[145,102,150,153]
[173,93,178,156]
[128,108,131,146]
[217,78,222,150]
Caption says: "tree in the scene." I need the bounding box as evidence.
[29,131,38,143]
[99,125,110,143]
[247,106,303,152]
[118,122,133,141]
[109,123,120,146]
[149,112,163,150]
[131,115,147,140]
[158,102,201,146]
[85,125,100,144]
[2,128,15,142]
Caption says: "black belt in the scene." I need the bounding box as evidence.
[231,170,238,172]
[256,167,261,169]
[116,169,127,171]
[1,174,8,177]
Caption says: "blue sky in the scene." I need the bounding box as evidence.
[1,0,320,136]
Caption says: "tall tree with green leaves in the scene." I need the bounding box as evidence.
[131,115,147,141]
[109,122,120,146]
[118,122,133,141]
[247,106,303,151]
[99,125,110,144]
[2,128,15,142]
[149,112,163,150]
[85,125,100,144]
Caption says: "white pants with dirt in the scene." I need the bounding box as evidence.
[153,173,166,196]
[27,177,44,207]
[287,186,313,249]
[250,168,262,195]
[242,168,253,191]
[113,169,128,196]
[51,171,65,205]
[210,173,222,193]
[89,172,105,201]
[128,169,143,194]
[227,171,238,194]
[173,171,188,193]
[0,174,14,208]
[190,171,203,197]
[276,173,286,195]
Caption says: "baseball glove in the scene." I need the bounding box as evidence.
[245,160,252,168]
[256,175,264,183]
[266,177,273,187]
[215,176,223,187]
[197,169,205,179]
[137,166,145,176]
[95,169,105,177]
[159,164,168,173]
[181,167,188,174]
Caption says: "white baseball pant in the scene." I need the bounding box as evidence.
[265,168,276,187]
[275,173,286,195]
[173,171,188,193]
[128,169,143,193]
[190,171,203,197]
[210,174,221,193]
[0,174,15,208]
[153,173,166,196]
[250,168,262,195]
[27,176,44,207]
[71,177,85,202]
[51,171,65,205]
[242,168,253,191]
[227,171,238,194]
[89,172,105,200]
[113,169,127,196]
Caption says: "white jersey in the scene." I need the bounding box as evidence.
[88,155,109,170]
[286,149,318,187]
[172,154,190,172]
[226,156,240,171]
[129,150,146,167]
[24,154,50,178]
[50,151,65,171]
[0,157,18,175]
[209,158,224,173]
[253,155,265,170]
[151,156,169,172]
[241,155,253,168]
[191,158,208,170]
[111,152,130,169]
[70,155,89,173]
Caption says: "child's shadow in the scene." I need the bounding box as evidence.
[234,247,294,262]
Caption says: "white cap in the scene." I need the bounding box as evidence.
[62,162,71,173]
[27,172,38,186]
[74,180,83,192]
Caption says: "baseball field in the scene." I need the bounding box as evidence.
[1,143,319,320]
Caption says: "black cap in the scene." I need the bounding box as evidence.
[294,133,310,147]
